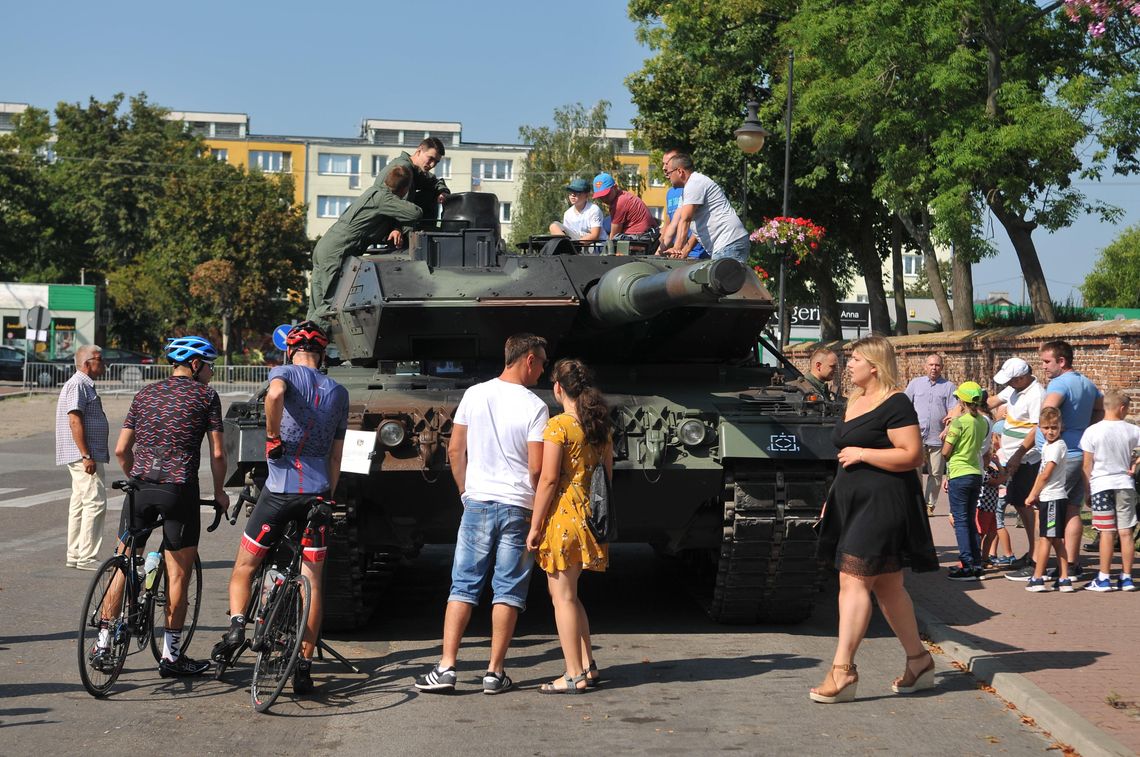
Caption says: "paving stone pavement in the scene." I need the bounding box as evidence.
[909,494,1140,754]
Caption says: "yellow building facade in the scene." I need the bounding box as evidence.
[204,138,307,208]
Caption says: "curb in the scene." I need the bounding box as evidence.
[915,604,1134,757]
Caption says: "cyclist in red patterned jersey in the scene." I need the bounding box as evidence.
[96,336,229,678]
[213,321,349,694]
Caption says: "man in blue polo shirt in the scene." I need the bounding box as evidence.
[1036,340,1103,574]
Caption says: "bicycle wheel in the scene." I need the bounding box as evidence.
[148,554,203,662]
[77,556,132,697]
[251,574,310,713]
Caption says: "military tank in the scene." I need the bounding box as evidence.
[224,193,842,630]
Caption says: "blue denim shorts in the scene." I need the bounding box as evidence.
[712,236,750,264]
[448,499,535,611]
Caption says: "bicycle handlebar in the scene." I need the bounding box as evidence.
[114,479,231,532]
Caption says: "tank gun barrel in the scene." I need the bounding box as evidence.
[585,258,747,325]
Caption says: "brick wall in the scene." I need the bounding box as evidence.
[785,320,1140,398]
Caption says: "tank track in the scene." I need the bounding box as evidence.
[709,469,829,624]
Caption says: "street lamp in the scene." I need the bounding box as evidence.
[736,50,794,347]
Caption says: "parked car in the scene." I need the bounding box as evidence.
[1,346,74,386]
[100,348,157,366]
[0,345,24,381]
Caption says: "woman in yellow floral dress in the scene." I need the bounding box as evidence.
[526,358,612,694]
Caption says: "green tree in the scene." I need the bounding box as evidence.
[509,102,621,246]
[1081,224,1140,307]
[0,107,65,280]
[626,0,872,340]
[11,93,311,351]
[904,259,954,300]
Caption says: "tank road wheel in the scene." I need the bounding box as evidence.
[708,472,829,624]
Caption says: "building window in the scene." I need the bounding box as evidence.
[434,157,452,179]
[211,148,229,162]
[215,122,241,138]
[372,129,400,145]
[499,202,512,223]
[472,159,513,181]
[649,174,666,187]
[620,166,640,189]
[250,150,290,173]
[317,195,354,218]
[318,153,360,176]
[371,155,388,176]
[649,206,664,220]
[902,253,923,277]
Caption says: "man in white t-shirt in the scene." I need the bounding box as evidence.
[549,178,606,243]
[415,334,550,695]
[986,358,1047,578]
[661,152,749,263]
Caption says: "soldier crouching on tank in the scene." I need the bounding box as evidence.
[307,164,422,324]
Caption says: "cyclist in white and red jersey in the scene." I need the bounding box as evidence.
[213,321,348,694]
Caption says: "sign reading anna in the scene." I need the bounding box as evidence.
[789,303,870,327]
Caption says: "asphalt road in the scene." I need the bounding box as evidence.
[0,404,1059,756]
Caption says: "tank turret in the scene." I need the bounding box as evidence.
[328,231,772,367]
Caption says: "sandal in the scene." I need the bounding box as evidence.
[585,659,601,688]
[892,651,935,694]
[539,672,588,695]
[809,663,858,704]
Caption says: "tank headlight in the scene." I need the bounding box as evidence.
[378,420,406,447]
[678,419,707,447]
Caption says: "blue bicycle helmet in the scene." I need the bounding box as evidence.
[164,335,218,365]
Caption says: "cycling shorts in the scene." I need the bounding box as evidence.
[118,479,202,551]
[242,489,329,564]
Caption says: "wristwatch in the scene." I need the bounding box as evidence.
[81,454,92,460]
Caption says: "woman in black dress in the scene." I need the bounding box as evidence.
[811,335,940,703]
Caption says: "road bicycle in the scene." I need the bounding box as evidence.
[212,493,329,712]
[76,479,222,697]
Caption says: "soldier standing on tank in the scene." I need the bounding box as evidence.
[307,165,421,324]
[415,334,550,695]
[377,137,451,221]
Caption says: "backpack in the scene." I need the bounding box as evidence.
[586,462,616,543]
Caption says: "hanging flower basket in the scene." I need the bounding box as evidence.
[748,216,826,268]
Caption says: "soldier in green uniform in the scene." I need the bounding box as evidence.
[378,137,451,220]
[307,165,421,323]
[800,346,840,401]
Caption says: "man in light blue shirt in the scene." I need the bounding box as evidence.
[904,353,957,515]
[1036,340,1103,571]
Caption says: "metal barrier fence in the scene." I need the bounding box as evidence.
[13,361,270,397]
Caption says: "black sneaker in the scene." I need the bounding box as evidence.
[159,655,211,678]
[947,566,980,581]
[1068,563,1091,581]
[1005,566,1036,581]
[1009,553,1033,570]
[293,658,315,695]
[414,665,456,692]
[482,670,514,695]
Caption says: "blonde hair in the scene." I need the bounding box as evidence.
[847,335,901,402]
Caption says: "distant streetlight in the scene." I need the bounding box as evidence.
[735,50,794,347]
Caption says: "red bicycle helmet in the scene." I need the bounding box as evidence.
[285,320,329,352]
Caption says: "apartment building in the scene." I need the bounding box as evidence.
[0,102,29,132]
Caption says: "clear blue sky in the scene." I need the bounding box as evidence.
[4,0,1135,304]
